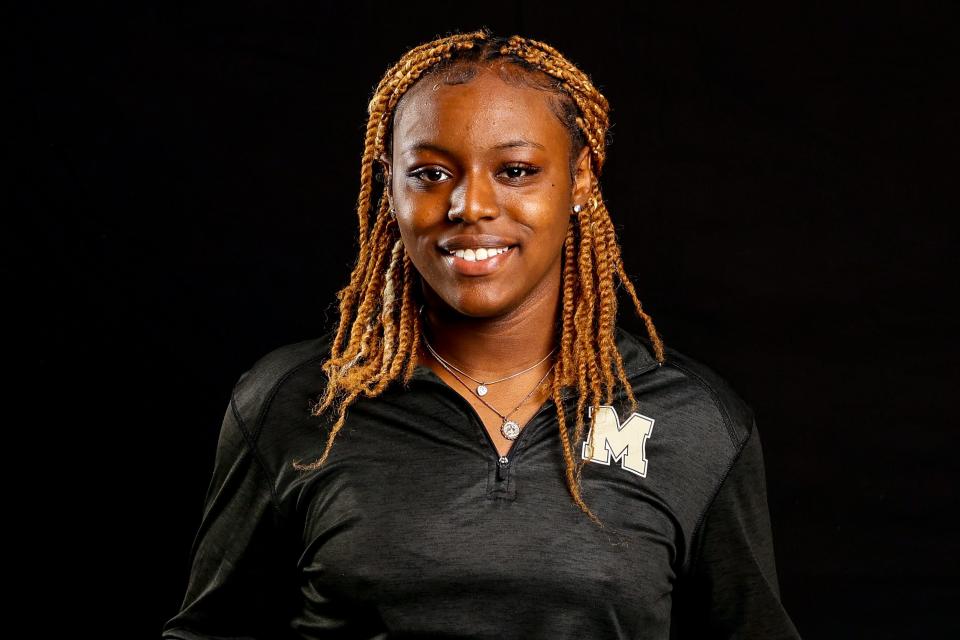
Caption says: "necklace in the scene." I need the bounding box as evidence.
[419,324,557,441]
[417,304,557,396]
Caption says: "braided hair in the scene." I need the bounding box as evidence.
[297,28,665,529]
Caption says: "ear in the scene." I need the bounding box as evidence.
[378,151,394,205]
[570,145,594,210]
[378,151,392,184]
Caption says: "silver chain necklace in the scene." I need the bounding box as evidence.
[417,304,557,397]
[423,331,557,441]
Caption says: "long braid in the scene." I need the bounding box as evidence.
[572,197,602,488]
[592,196,620,406]
[399,250,423,384]
[299,29,666,529]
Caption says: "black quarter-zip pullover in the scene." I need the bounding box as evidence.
[162,325,801,639]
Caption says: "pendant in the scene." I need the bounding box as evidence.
[501,420,521,440]
[477,384,488,397]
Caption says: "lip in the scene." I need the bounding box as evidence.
[440,245,517,277]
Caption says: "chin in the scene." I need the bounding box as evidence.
[428,288,520,320]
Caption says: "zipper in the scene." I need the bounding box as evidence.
[472,393,554,477]
[496,455,510,481]
[487,398,554,481]
[411,373,565,480]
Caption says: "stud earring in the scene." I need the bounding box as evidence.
[572,203,583,214]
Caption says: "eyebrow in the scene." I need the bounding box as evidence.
[401,139,546,156]
[493,139,546,150]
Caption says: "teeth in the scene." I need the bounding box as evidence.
[451,246,510,262]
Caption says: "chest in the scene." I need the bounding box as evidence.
[425,359,555,459]
[287,388,681,637]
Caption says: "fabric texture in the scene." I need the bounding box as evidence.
[162,325,801,639]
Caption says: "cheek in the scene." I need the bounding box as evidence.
[547,216,573,263]
[393,215,438,275]
[511,195,571,250]
[394,220,423,257]
[505,171,568,218]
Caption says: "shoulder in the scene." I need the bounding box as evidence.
[230,329,335,443]
[662,340,755,449]
[614,326,764,570]
[616,325,755,449]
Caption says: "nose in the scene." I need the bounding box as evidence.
[448,168,499,222]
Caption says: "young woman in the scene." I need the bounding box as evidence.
[163,28,802,640]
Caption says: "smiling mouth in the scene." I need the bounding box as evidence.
[443,246,515,262]
[439,245,517,276]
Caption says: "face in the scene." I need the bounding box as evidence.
[380,65,594,319]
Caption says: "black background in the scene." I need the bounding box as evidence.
[16,1,957,637]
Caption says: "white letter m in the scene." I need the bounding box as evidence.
[581,405,655,478]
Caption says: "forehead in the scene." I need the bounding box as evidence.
[391,68,568,156]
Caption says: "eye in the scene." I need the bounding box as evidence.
[500,163,540,181]
[409,167,451,184]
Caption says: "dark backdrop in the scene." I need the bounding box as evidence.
[17,2,956,638]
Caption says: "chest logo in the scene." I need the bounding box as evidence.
[581,405,655,478]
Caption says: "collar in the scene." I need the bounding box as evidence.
[408,324,664,396]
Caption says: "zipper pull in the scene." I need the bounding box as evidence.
[496,455,510,481]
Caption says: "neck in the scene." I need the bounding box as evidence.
[418,288,560,381]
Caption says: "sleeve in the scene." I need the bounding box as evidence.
[161,382,298,640]
[673,421,802,639]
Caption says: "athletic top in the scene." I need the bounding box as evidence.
[161,325,801,639]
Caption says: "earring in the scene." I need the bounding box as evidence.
[572,203,583,214]
[389,207,396,218]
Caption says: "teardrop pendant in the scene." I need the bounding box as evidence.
[477,384,488,396]
[501,420,521,440]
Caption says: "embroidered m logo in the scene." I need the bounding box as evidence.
[581,405,655,478]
